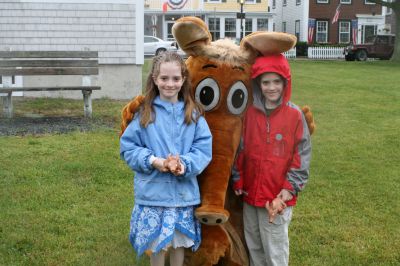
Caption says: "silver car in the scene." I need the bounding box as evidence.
[144,35,177,56]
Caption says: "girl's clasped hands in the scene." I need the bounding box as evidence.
[152,154,185,176]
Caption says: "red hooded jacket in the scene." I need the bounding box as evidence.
[232,54,311,207]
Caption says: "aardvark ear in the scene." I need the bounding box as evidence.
[240,31,297,62]
[172,16,212,57]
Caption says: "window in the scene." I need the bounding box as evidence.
[225,18,236,39]
[283,0,287,6]
[386,0,393,14]
[316,21,328,43]
[295,20,300,40]
[272,0,276,9]
[376,36,389,45]
[362,24,377,43]
[209,18,220,40]
[245,0,256,3]
[340,0,351,3]
[339,21,350,43]
[208,0,222,3]
[167,21,175,40]
[365,0,376,4]
[257,19,268,31]
[245,18,253,36]
[273,23,275,31]
[282,22,287,32]
[296,0,301,5]
[317,0,329,3]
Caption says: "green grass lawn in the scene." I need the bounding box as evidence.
[1,60,400,265]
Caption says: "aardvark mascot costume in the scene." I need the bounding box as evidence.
[120,16,315,266]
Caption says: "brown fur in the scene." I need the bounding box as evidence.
[196,39,251,66]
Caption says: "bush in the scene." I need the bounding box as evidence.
[296,41,308,56]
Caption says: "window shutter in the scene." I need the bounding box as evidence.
[222,0,226,2]
[256,0,261,2]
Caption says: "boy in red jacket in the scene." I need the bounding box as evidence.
[232,54,311,266]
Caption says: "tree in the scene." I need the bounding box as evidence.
[368,0,400,61]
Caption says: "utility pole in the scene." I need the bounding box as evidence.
[240,0,244,41]
[213,7,216,41]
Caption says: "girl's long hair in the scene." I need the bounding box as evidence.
[120,52,203,136]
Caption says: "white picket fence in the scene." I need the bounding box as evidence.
[283,48,297,59]
[272,47,346,60]
[307,47,345,59]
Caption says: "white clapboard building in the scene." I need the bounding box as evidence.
[0,0,144,99]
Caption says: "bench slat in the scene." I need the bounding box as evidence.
[0,67,99,75]
[0,60,98,68]
[0,51,98,58]
[0,86,101,92]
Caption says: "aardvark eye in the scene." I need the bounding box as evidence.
[195,78,220,111]
[227,81,248,115]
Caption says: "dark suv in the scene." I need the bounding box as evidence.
[344,34,395,61]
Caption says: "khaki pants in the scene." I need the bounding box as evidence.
[243,202,293,266]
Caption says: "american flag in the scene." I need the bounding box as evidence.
[308,18,316,44]
[166,0,188,9]
[332,4,341,24]
[352,19,358,45]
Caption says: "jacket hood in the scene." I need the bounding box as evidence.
[251,54,291,111]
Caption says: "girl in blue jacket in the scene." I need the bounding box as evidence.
[120,52,212,266]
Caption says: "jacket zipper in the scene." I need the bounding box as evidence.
[172,106,177,206]
[266,116,270,143]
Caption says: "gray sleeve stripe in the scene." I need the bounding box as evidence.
[287,111,312,194]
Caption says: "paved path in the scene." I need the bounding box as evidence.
[0,116,114,136]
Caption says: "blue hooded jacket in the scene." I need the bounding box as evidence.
[120,96,212,207]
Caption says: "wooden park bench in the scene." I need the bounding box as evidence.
[0,51,101,118]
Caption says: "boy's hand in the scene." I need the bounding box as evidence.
[265,198,287,223]
[234,189,243,196]
[277,189,293,202]
[234,189,249,196]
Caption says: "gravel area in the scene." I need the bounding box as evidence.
[0,116,115,136]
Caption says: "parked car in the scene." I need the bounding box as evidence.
[144,35,177,56]
[344,34,395,61]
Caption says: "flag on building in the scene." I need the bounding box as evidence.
[352,19,358,45]
[332,4,341,24]
[166,0,188,10]
[308,18,316,44]
[162,1,168,13]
